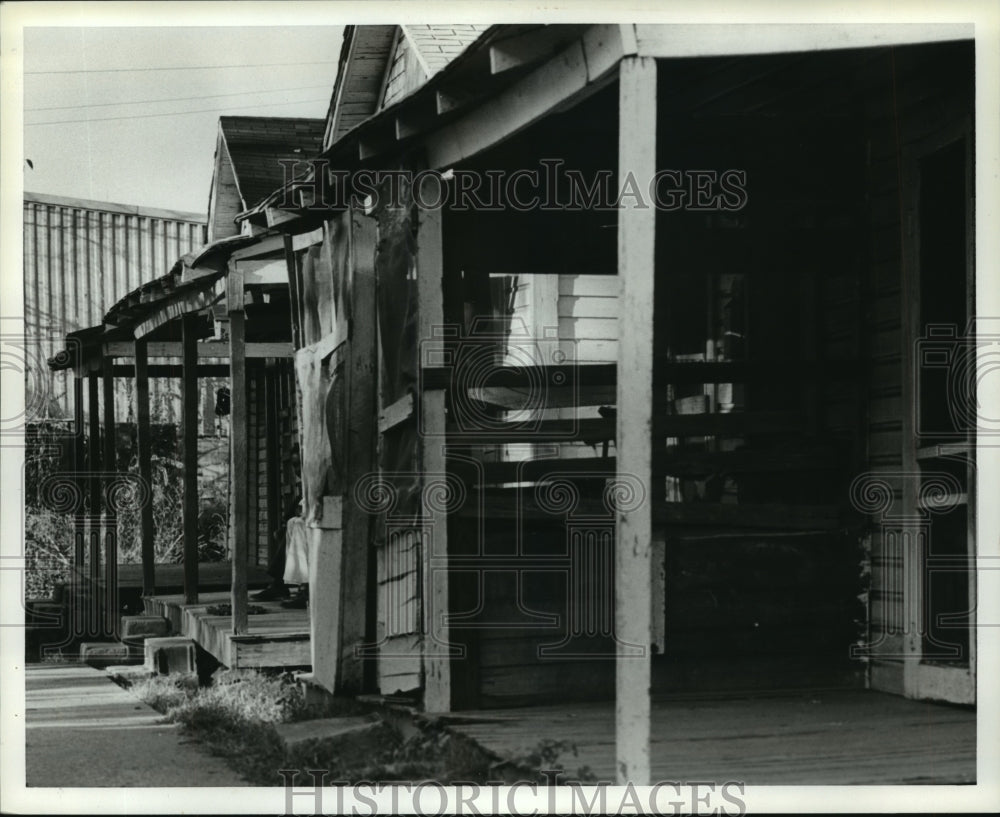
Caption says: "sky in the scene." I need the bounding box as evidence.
[23,25,344,216]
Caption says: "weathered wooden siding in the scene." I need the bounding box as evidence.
[854,42,974,695]
[381,31,426,109]
[22,193,205,421]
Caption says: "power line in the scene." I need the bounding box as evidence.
[25,60,340,75]
[26,85,331,113]
[25,98,328,127]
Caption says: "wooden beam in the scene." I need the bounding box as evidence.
[435,89,473,116]
[339,208,378,692]
[283,234,303,351]
[238,258,288,286]
[634,23,973,59]
[72,374,86,635]
[87,373,101,606]
[425,27,626,169]
[614,56,657,787]
[229,234,286,261]
[415,180,453,712]
[228,270,249,635]
[181,314,200,605]
[102,358,118,637]
[378,392,414,433]
[105,341,292,359]
[489,26,581,74]
[112,363,231,378]
[134,339,156,597]
[132,281,225,339]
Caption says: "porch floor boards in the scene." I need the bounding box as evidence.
[143,591,310,670]
[440,688,975,784]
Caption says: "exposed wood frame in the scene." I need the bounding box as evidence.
[132,281,225,339]
[415,180,453,712]
[632,23,973,59]
[134,338,156,596]
[423,25,633,169]
[87,372,101,599]
[238,257,288,286]
[339,208,379,692]
[181,314,200,605]
[489,26,582,74]
[614,56,657,786]
[72,373,86,631]
[105,341,293,359]
[378,392,414,433]
[102,357,118,637]
[229,268,250,635]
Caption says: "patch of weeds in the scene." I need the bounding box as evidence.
[205,603,270,616]
[129,673,198,714]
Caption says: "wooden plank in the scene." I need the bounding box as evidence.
[180,314,200,606]
[283,234,304,352]
[87,373,101,598]
[615,55,657,787]
[340,209,378,693]
[489,27,581,74]
[634,23,972,59]
[105,340,291,359]
[101,358,118,637]
[426,39,594,169]
[378,392,414,433]
[415,184,453,713]
[238,257,288,286]
[229,270,249,635]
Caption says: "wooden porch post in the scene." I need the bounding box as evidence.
[416,180,452,712]
[228,269,249,635]
[340,209,378,692]
[87,366,101,631]
[135,338,156,596]
[72,371,86,637]
[102,356,118,636]
[181,313,200,605]
[615,55,657,786]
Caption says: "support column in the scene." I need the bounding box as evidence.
[228,270,249,635]
[181,314,200,605]
[615,56,657,786]
[102,356,118,636]
[340,209,378,692]
[135,338,156,596]
[87,367,101,632]
[415,180,452,713]
[72,372,86,639]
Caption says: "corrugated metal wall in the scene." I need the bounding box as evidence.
[22,192,206,421]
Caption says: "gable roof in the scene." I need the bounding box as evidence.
[324,24,489,148]
[400,24,490,76]
[219,116,326,208]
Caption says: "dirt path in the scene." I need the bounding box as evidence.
[24,663,250,787]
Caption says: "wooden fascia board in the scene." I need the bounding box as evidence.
[423,25,631,169]
[633,22,973,58]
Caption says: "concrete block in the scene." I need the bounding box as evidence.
[144,637,197,675]
[120,615,171,643]
[80,642,142,669]
[275,716,392,759]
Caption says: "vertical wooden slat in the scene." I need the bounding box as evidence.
[72,373,86,638]
[229,269,249,635]
[340,209,378,692]
[181,314,200,605]
[102,357,118,636]
[87,369,101,623]
[264,361,280,563]
[283,234,303,351]
[615,55,657,786]
[415,180,452,712]
[135,338,156,596]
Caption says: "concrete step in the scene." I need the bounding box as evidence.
[120,615,172,644]
[79,641,143,668]
[144,636,197,676]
